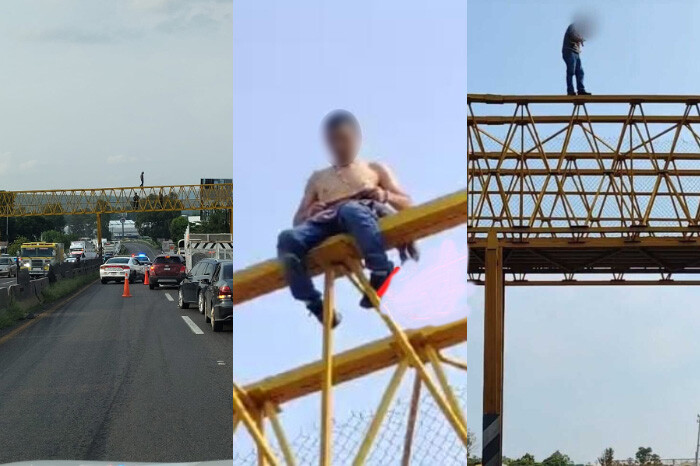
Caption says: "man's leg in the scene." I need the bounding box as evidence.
[336,201,394,308]
[277,221,341,326]
[575,54,587,94]
[562,51,576,95]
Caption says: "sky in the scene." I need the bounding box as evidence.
[233,0,467,459]
[0,0,232,191]
[468,0,700,462]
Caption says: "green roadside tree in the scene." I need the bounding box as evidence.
[8,236,29,256]
[169,216,190,243]
[542,450,572,466]
[598,448,615,466]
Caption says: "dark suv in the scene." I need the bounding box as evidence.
[149,255,186,289]
[202,260,232,332]
[178,258,220,310]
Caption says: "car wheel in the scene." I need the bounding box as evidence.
[198,292,205,315]
[178,289,189,309]
[204,297,211,323]
[101,278,107,284]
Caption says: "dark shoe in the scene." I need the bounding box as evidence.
[577,90,591,95]
[567,91,577,96]
[359,267,394,309]
[306,299,342,328]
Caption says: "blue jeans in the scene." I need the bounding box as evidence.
[277,201,393,303]
[562,50,585,94]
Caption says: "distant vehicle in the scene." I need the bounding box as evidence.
[148,255,186,289]
[69,240,98,260]
[100,256,145,284]
[178,258,220,310]
[0,257,17,277]
[65,255,80,264]
[202,260,233,332]
[19,242,65,278]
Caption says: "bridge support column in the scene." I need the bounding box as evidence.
[96,213,103,259]
[483,230,504,466]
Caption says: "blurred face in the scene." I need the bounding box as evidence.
[325,123,360,165]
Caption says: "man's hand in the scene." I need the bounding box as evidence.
[359,186,388,203]
[306,201,328,218]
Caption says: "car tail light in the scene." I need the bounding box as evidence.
[150,265,155,271]
[218,285,232,300]
[121,265,130,270]
[180,265,186,273]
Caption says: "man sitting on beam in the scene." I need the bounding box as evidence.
[277,110,413,328]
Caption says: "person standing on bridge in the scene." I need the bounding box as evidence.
[277,110,412,328]
[140,171,144,187]
[562,15,592,96]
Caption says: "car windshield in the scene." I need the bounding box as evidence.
[106,258,129,264]
[221,264,233,280]
[154,256,182,264]
[0,258,12,265]
[21,247,55,257]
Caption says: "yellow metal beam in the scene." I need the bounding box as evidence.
[468,94,700,104]
[242,318,466,407]
[232,189,467,305]
[469,115,700,125]
[0,184,232,216]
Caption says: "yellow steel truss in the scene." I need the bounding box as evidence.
[232,190,468,465]
[0,183,233,248]
[468,94,700,465]
[0,184,232,217]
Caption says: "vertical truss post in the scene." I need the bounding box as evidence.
[353,360,409,465]
[483,229,504,466]
[232,384,280,466]
[320,269,335,466]
[96,213,103,259]
[255,409,268,466]
[400,371,422,466]
[229,207,234,235]
[264,401,297,466]
[344,260,470,447]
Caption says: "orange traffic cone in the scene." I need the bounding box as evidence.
[144,269,150,285]
[122,271,132,297]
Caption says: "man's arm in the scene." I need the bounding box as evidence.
[370,162,412,211]
[292,173,320,226]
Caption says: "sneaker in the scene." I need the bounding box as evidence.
[306,299,342,328]
[359,267,394,309]
[577,90,592,96]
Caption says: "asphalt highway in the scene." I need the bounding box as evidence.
[0,242,232,463]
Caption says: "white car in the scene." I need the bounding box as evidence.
[99,256,145,284]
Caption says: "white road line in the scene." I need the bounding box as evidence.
[164,293,174,302]
[181,316,204,335]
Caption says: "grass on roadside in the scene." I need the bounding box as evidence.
[0,272,99,330]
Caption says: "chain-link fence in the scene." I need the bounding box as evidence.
[233,386,467,466]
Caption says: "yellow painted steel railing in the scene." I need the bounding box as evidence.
[232,189,468,466]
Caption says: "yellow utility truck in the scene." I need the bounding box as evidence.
[19,242,65,278]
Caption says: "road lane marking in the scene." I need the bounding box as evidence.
[217,360,226,366]
[181,316,204,334]
[164,293,174,302]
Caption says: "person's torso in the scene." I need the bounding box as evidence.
[562,24,582,54]
[313,159,380,204]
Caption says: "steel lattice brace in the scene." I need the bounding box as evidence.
[468,94,700,239]
[468,95,700,466]
[467,94,700,283]
[0,184,233,217]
